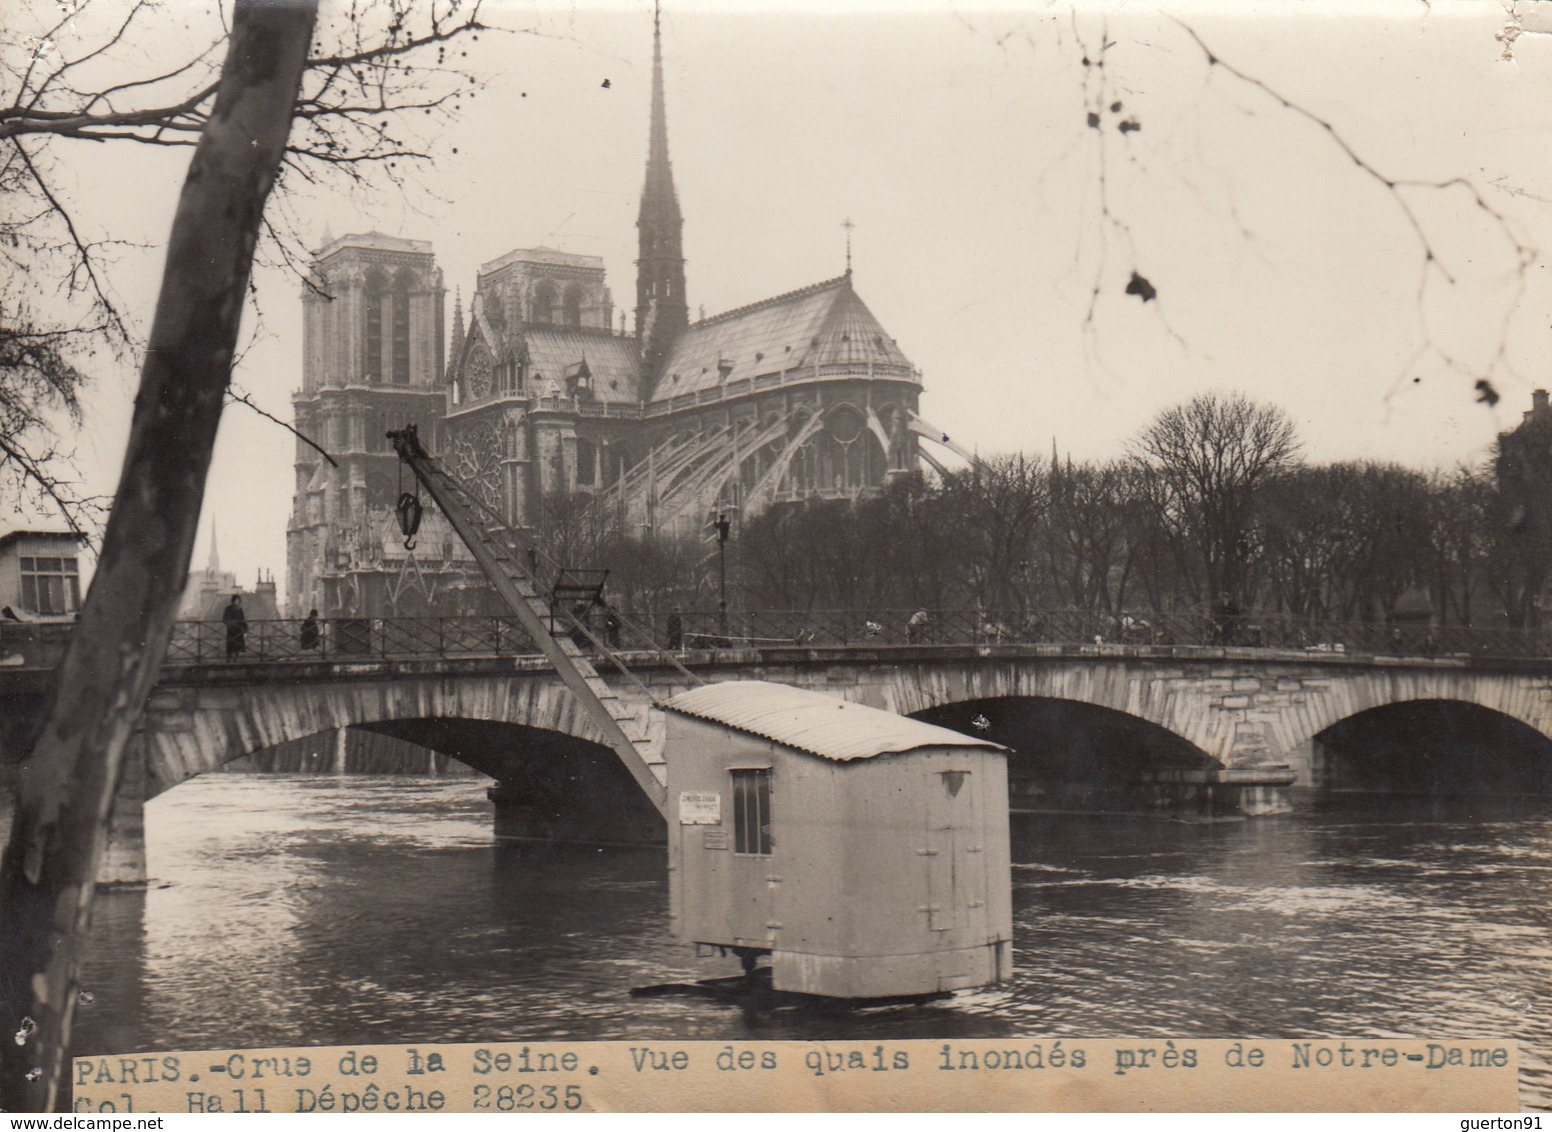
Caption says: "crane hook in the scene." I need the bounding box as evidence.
[395,491,423,550]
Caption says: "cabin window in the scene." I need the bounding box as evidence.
[731,768,772,855]
[20,556,80,615]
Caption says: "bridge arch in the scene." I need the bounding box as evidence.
[138,671,641,799]
[354,718,662,843]
[137,673,666,847]
[1272,669,1552,783]
[1307,699,1552,798]
[850,657,1246,766]
[909,695,1222,816]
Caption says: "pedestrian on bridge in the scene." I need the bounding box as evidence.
[223,595,248,659]
[300,609,320,651]
[569,600,593,651]
[602,606,623,649]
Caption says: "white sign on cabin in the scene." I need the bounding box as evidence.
[678,790,721,825]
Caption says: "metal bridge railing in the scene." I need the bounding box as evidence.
[6,608,1552,670]
[160,615,542,665]
[668,608,1552,660]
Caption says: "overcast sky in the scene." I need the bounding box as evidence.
[25,0,1552,603]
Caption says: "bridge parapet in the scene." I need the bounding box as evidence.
[8,637,1551,783]
[8,608,1552,675]
[10,639,1552,881]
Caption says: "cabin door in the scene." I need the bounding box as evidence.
[925,767,986,932]
[727,767,776,946]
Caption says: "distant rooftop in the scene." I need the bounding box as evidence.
[665,680,1004,762]
[0,529,85,551]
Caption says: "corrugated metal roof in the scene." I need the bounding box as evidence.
[650,276,915,403]
[665,680,1004,762]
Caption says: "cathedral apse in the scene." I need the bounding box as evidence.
[288,9,946,618]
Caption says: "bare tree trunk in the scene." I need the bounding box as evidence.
[0,0,317,1110]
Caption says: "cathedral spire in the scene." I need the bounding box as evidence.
[451,286,464,348]
[636,0,688,395]
[647,2,671,183]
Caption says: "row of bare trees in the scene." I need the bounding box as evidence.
[535,393,1538,633]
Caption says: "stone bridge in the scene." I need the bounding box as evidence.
[6,641,1552,881]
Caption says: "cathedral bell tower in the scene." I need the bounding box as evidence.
[635,2,689,396]
[288,232,446,616]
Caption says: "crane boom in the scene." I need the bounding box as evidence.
[388,426,667,815]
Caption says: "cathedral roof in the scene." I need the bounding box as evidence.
[468,306,507,361]
[316,231,433,259]
[480,246,606,276]
[650,274,913,403]
[525,329,643,401]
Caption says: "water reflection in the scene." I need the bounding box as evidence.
[72,775,1552,1109]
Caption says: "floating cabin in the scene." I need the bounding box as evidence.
[663,680,1013,999]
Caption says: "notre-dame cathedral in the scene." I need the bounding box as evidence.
[288,10,948,618]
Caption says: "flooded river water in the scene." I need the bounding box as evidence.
[71,774,1552,1109]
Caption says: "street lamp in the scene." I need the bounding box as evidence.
[714,512,731,639]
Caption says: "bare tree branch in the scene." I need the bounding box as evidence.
[11,141,131,345]
[1172,19,1535,289]
[227,385,339,468]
